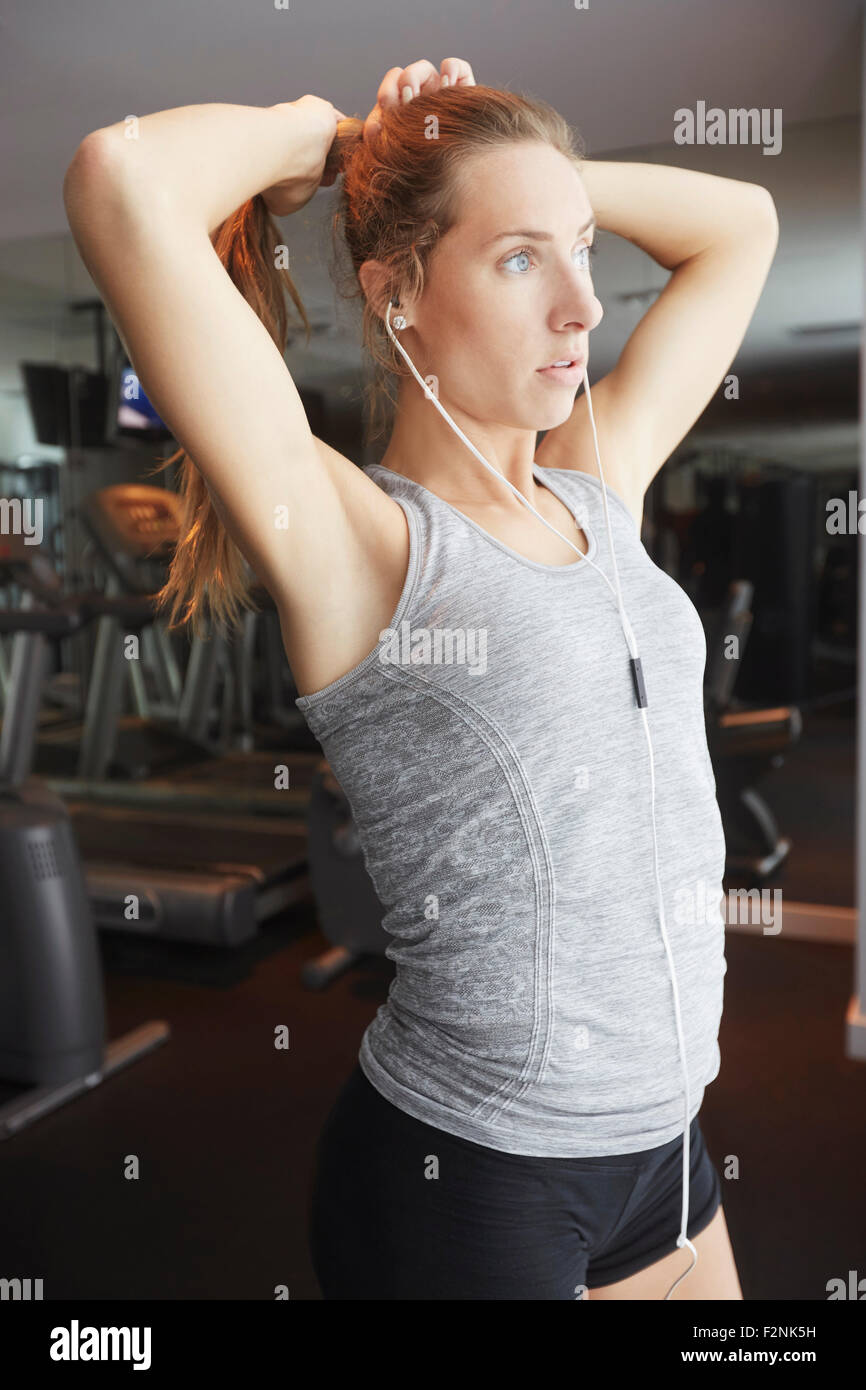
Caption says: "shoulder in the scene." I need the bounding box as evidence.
[534,375,649,531]
[536,460,644,534]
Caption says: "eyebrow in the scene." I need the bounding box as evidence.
[482,216,596,249]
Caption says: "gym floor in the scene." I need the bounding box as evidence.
[0,702,862,1300]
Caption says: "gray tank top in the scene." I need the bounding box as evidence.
[296,461,727,1157]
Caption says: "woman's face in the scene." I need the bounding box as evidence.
[411,141,604,432]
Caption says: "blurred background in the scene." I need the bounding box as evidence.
[0,0,862,1301]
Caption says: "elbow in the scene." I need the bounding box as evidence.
[63,130,125,228]
[721,183,778,262]
[65,130,112,188]
[756,190,779,263]
[744,184,779,243]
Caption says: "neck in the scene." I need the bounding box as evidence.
[378,378,540,507]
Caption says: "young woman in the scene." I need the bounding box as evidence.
[63,55,778,1300]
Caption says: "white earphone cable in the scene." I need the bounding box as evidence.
[384,300,698,1299]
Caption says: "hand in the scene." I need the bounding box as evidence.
[363,57,476,148]
[262,94,348,217]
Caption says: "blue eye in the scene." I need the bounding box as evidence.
[503,248,533,274]
[502,243,596,274]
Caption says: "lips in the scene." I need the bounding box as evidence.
[538,354,585,370]
[536,358,587,384]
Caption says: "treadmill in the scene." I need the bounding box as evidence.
[0,531,310,947]
[37,482,321,814]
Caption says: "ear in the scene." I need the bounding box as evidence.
[359,258,407,325]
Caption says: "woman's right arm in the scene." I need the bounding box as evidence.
[62,99,407,690]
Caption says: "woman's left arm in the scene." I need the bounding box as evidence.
[536,161,779,521]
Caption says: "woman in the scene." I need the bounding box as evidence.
[63,56,778,1300]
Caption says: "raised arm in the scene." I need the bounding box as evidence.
[61,96,412,693]
[536,161,779,526]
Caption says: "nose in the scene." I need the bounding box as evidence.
[557,271,603,335]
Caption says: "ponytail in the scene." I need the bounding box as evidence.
[152,194,310,638]
[152,91,581,637]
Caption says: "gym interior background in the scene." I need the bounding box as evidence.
[0,0,863,1301]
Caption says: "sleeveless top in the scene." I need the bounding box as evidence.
[295,461,728,1157]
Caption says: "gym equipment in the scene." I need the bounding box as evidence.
[0,587,169,1141]
[0,531,311,947]
[704,579,802,881]
[38,482,320,791]
[79,481,317,763]
[41,483,224,780]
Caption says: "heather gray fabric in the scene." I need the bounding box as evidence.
[296,461,727,1157]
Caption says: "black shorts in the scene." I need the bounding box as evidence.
[308,1062,722,1300]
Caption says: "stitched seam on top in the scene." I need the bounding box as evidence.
[293,491,424,727]
[553,467,640,535]
[369,463,599,575]
[374,659,557,1122]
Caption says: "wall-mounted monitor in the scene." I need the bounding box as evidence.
[108,353,174,444]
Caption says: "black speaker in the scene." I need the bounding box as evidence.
[21,363,109,448]
[691,473,737,607]
[733,471,816,704]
